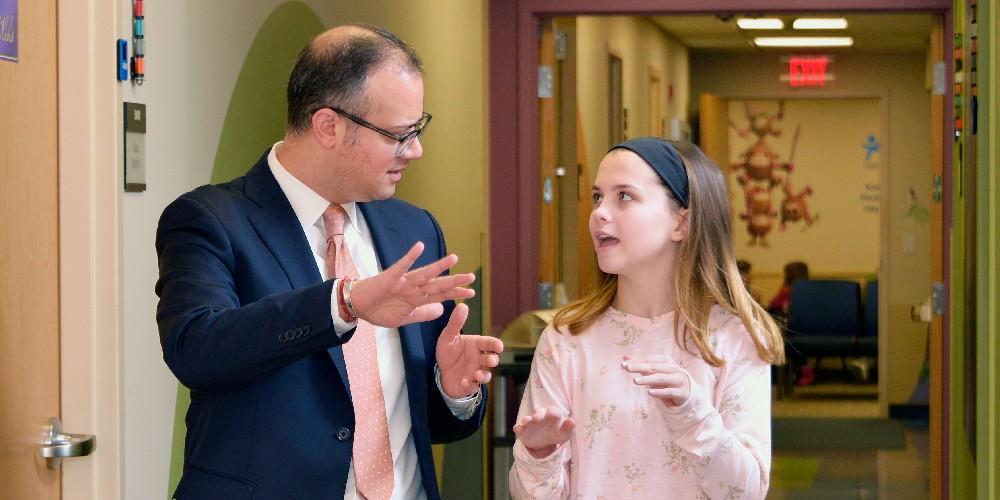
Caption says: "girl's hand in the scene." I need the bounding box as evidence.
[622,354,692,407]
[512,407,575,459]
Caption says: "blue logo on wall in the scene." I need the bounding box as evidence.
[862,134,880,161]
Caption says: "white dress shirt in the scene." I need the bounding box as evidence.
[267,143,478,499]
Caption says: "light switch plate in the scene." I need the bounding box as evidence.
[124,102,146,192]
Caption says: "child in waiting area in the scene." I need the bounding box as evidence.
[768,261,813,385]
[508,138,784,499]
[737,259,759,303]
[767,261,810,316]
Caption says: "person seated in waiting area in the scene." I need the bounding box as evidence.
[737,259,759,303]
[767,261,809,316]
[767,261,813,385]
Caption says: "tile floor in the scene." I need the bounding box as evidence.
[769,383,929,499]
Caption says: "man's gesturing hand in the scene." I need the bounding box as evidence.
[436,303,504,398]
[350,242,475,328]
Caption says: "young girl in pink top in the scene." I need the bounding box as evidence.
[509,138,785,499]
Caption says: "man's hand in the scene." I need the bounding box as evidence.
[350,242,475,328]
[623,354,692,407]
[512,407,574,459]
[435,303,504,398]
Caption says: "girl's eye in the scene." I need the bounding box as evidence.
[592,192,602,204]
[619,192,633,201]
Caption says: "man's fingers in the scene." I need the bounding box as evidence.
[407,303,445,323]
[429,287,476,303]
[405,253,460,284]
[480,352,500,369]
[470,335,504,355]
[442,303,469,341]
[421,273,475,296]
[385,242,426,278]
[473,370,492,385]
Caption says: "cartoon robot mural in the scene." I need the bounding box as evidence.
[729,101,817,246]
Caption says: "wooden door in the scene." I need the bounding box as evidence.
[698,92,729,172]
[0,0,61,498]
[538,18,558,308]
[928,14,945,500]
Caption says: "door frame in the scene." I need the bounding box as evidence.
[58,0,122,498]
[488,1,953,498]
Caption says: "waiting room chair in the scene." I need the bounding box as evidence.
[785,279,864,381]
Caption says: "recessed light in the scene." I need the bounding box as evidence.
[736,18,784,30]
[754,37,854,47]
[792,18,849,30]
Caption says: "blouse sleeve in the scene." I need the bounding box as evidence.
[508,326,574,500]
[659,319,772,499]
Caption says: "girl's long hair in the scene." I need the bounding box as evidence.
[552,140,785,366]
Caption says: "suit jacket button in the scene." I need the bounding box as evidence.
[336,428,352,442]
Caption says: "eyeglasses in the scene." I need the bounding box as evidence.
[328,107,432,158]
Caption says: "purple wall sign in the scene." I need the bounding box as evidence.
[0,0,17,62]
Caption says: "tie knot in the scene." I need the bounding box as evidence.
[323,204,348,239]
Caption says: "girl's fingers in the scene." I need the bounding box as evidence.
[649,387,685,400]
[632,373,685,388]
[625,362,675,375]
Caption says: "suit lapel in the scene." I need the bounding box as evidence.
[242,154,352,394]
[244,156,322,289]
[359,202,428,380]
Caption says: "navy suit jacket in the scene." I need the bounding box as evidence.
[155,152,485,499]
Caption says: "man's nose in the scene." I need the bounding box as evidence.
[401,136,424,160]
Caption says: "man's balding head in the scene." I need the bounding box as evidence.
[286,24,423,134]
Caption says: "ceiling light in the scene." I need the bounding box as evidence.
[736,18,784,30]
[793,18,848,30]
[754,37,854,47]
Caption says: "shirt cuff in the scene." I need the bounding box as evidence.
[659,370,712,433]
[512,438,566,473]
[434,364,481,421]
[330,278,357,337]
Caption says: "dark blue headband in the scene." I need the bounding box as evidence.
[608,138,689,208]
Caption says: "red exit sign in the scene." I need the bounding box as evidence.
[786,56,831,87]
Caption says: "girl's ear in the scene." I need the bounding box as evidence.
[671,208,691,242]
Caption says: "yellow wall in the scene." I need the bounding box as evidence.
[727,98,882,277]
[692,51,931,405]
[576,16,690,178]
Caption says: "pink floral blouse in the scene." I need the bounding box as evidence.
[508,306,772,500]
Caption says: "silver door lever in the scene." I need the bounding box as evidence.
[40,417,95,469]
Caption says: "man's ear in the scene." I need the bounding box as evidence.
[310,108,341,148]
[671,208,690,242]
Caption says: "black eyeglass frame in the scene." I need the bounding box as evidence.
[327,107,432,157]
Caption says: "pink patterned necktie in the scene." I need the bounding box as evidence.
[323,204,394,500]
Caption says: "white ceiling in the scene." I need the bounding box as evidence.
[647,13,932,51]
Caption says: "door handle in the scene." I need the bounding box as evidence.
[39,417,96,469]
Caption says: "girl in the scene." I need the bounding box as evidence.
[508,138,784,499]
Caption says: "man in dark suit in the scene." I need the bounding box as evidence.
[156,24,503,499]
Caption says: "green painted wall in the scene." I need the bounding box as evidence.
[950,0,999,498]
[168,3,325,496]
[210,2,324,183]
[949,2,977,497]
[974,0,998,497]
